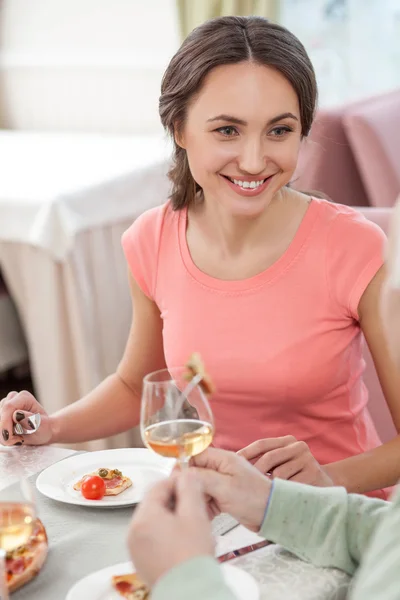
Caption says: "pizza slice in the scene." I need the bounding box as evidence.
[112,573,150,599]
[184,352,215,395]
[73,468,132,497]
[6,518,48,593]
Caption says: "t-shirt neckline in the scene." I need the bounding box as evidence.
[178,197,319,292]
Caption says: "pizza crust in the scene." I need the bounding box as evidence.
[112,573,149,600]
[7,518,48,593]
[103,477,132,496]
[73,469,133,496]
[8,540,48,593]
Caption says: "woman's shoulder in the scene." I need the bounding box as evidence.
[121,200,181,299]
[312,197,386,242]
[317,199,386,319]
[122,200,179,250]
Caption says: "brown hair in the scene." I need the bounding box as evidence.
[159,16,318,210]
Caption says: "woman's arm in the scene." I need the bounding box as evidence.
[325,265,400,493]
[49,273,166,443]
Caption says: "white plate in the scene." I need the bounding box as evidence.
[65,560,259,600]
[36,448,174,507]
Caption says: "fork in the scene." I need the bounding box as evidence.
[13,413,41,436]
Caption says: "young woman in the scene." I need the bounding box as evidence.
[127,199,400,600]
[0,16,399,498]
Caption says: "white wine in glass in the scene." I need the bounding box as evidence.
[0,503,35,553]
[0,479,36,600]
[141,367,214,468]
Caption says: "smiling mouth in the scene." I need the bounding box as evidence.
[221,175,272,190]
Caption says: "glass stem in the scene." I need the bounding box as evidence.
[177,448,190,470]
[0,548,10,600]
[179,457,190,470]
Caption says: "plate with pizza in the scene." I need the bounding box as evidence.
[36,449,174,508]
[65,560,259,600]
[6,518,48,593]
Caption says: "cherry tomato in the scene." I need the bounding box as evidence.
[81,475,106,500]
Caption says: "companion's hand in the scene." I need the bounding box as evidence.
[127,470,214,587]
[192,448,272,532]
[0,391,53,446]
[238,436,334,487]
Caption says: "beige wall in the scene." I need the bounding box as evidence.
[0,0,179,133]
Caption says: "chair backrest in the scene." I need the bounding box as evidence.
[293,107,369,207]
[358,207,397,442]
[344,89,400,208]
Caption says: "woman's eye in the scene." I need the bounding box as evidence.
[215,126,239,137]
[270,126,292,137]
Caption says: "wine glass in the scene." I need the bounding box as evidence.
[0,473,36,600]
[141,367,214,469]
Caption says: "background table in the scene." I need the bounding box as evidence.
[0,131,171,450]
[0,445,350,599]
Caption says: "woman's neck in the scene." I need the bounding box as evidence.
[190,188,298,257]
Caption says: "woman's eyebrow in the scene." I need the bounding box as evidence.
[207,112,298,126]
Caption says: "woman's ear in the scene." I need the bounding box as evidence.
[174,124,186,149]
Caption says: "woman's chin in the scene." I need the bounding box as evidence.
[220,192,272,219]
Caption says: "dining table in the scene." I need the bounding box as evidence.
[0,131,171,452]
[0,444,351,599]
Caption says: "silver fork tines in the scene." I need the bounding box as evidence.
[13,422,24,435]
[13,413,41,436]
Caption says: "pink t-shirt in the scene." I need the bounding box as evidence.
[122,198,389,498]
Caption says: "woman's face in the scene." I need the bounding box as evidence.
[178,61,303,218]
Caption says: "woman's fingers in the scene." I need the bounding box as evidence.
[238,436,297,461]
[252,441,305,473]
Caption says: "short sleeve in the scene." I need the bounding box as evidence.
[121,204,166,299]
[326,210,386,320]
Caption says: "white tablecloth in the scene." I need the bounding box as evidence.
[0,445,351,599]
[0,132,171,450]
[0,131,171,260]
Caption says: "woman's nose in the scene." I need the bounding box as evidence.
[237,139,265,175]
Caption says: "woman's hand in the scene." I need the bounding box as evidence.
[0,390,53,446]
[238,436,334,487]
[192,448,272,531]
[127,470,214,588]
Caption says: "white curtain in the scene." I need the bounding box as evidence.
[280,0,400,107]
[176,0,280,40]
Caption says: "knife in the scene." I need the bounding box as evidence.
[217,539,271,563]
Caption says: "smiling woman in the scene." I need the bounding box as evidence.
[160,17,316,212]
[1,16,400,504]
[174,61,303,219]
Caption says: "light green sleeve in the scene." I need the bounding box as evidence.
[153,480,395,599]
[350,485,400,600]
[152,555,235,600]
[260,479,390,575]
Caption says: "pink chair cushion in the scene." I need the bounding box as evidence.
[344,90,400,208]
[293,108,369,206]
[358,207,397,443]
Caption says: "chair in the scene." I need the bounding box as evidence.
[344,89,400,208]
[294,89,400,209]
[293,107,370,206]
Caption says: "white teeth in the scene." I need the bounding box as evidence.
[232,178,265,189]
